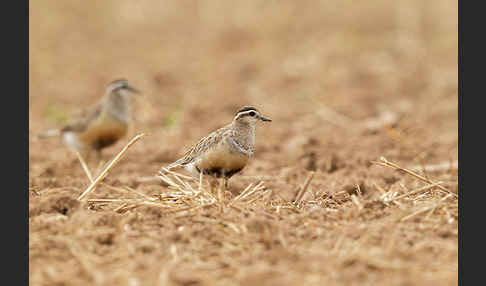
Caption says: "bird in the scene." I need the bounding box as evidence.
[39,79,140,159]
[166,106,272,192]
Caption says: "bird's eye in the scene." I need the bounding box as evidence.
[249,111,256,117]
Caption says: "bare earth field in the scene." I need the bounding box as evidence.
[29,1,458,285]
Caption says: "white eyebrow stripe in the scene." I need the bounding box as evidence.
[235,110,258,120]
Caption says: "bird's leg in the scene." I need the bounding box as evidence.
[224,178,229,190]
[73,148,90,168]
[198,172,204,193]
[97,149,102,162]
[219,177,225,202]
[207,177,218,194]
[219,176,226,213]
[83,149,90,161]
[95,155,106,176]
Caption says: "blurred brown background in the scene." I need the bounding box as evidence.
[29,0,457,132]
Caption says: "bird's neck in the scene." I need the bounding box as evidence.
[105,92,131,123]
[232,120,255,149]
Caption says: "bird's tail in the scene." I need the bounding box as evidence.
[165,158,186,171]
[166,161,182,170]
[38,129,61,139]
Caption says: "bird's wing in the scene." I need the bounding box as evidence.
[167,125,230,169]
[61,103,103,133]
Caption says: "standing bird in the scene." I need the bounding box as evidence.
[166,106,272,191]
[39,79,140,159]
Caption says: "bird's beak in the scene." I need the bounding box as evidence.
[259,115,272,122]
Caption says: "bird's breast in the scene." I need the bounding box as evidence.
[78,113,128,145]
[196,143,249,172]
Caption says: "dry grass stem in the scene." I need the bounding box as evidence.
[373,157,457,197]
[113,203,129,212]
[351,195,363,210]
[77,133,145,201]
[401,192,456,222]
[157,168,220,208]
[124,186,155,201]
[136,176,162,184]
[158,169,201,196]
[294,172,315,205]
[411,161,458,173]
[386,182,443,202]
[87,198,140,203]
[235,181,265,202]
[374,182,387,195]
[246,189,272,205]
[233,182,255,201]
[356,184,362,197]
[161,167,197,181]
[158,172,179,188]
[400,206,435,222]
[157,163,270,215]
